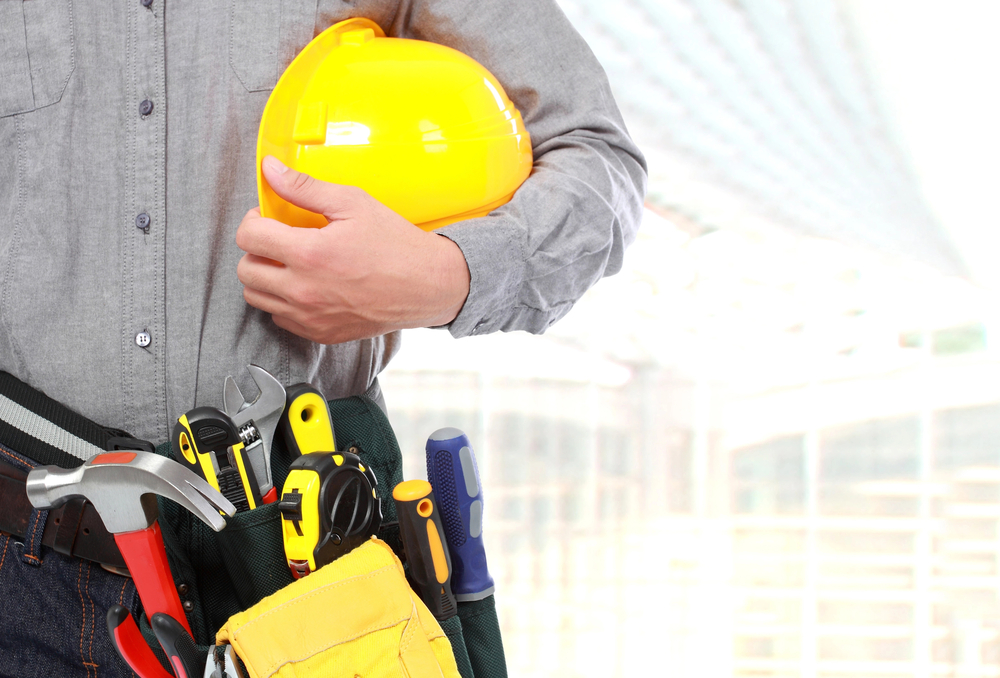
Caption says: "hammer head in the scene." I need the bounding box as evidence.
[26,451,236,534]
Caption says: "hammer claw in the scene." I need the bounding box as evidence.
[27,451,235,534]
[184,478,237,526]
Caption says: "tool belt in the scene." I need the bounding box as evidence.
[0,370,159,571]
[0,462,125,570]
[0,371,507,678]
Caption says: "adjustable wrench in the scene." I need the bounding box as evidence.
[223,365,285,504]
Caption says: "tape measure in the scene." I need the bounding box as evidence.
[277,451,382,578]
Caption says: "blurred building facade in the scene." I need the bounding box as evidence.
[384,335,1000,678]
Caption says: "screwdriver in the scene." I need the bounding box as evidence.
[392,480,457,620]
[425,428,495,601]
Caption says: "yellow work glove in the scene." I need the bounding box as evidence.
[216,537,461,678]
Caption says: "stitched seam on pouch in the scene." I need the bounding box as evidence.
[233,563,397,634]
[232,564,408,677]
[263,615,410,678]
[398,601,420,656]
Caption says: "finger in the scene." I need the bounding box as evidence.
[261,156,359,218]
[272,312,380,345]
[243,284,295,318]
[235,211,304,264]
[237,254,291,300]
[269,314,323,343]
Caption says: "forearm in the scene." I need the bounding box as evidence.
[439,134,646,337]
[397,0,647,337]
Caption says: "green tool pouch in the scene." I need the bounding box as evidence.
[144,392,508,678]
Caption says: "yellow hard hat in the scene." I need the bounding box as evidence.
[256,17,533,231]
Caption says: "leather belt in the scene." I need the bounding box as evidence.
[0,461,126,570]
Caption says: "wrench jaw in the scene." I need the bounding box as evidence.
[223,365,286,499]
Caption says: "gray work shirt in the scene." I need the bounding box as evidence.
[0,0,646,444]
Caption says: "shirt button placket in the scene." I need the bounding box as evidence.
[124,0,167,439]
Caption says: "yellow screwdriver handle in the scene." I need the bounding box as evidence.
[393,480,457,620]
[282,384,336,457]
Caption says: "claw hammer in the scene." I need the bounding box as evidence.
[26,451,235,650]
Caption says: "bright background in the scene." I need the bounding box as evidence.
[381,2,1000,676]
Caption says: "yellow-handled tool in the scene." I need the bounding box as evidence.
[278,451,381,578]
[392,479,457,620]
[171,406,261,512]
[280,383,336,458]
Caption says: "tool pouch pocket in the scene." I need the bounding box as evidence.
[150,394,405,643]
[212,502,293,611]
[216,538,461,678]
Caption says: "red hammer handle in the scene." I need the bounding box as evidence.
[114,521,193,637]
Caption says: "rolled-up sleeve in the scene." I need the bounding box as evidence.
[392,0,648,337]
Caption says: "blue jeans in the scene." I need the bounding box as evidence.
[0,444,138,678]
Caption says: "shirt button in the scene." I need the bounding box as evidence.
[135,212,150,230]
[177,583,189,596]
[139,99,154,117]
[182,600,195,613]
[135,331,151,348]
[141,0,153,6]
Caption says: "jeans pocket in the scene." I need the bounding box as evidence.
[0,537,138,678]
[0,0,75,117]
[229,0,319,93]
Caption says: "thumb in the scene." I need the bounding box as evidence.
[262,155,348,217]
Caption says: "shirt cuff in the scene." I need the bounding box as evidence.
[436,213,529,338]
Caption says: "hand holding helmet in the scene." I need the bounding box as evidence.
[236,17,531,344]
[236,158,471,344]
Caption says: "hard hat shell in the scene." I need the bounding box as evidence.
[256,17,533,231]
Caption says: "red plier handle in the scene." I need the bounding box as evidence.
[107,605,175,678]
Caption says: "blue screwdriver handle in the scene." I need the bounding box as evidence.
[425,427,495,601]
